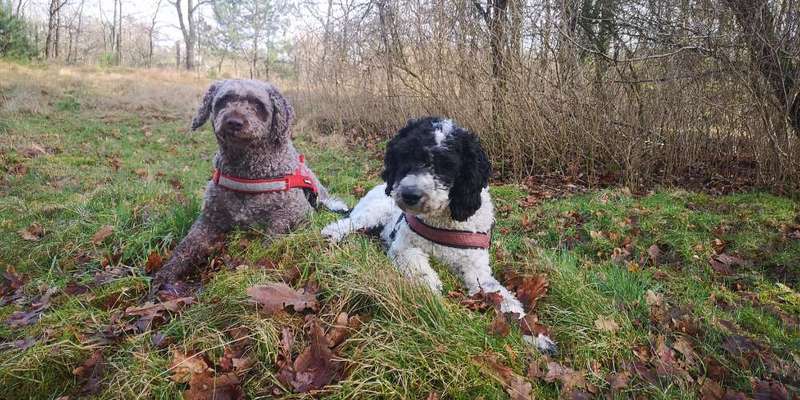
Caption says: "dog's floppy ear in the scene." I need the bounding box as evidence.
[448,129,491,221]
[191,81,220,131]
[266,85,295,140]
[381,138,398,196]
[381,118,418,195]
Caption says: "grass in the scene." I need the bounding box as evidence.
[1,61,799,399]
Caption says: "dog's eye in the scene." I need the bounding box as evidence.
[214,94,235,110]
[254,102,269,121]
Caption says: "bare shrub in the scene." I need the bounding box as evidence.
[291,0,800,191]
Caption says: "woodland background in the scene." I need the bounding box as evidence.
[2,0,800,191]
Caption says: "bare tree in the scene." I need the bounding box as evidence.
[116,0,123,65]
[147,0,163,67]
[722,0,800,137]
[173,0,209,70]
[45,0,69,59]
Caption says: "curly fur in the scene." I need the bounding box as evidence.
[322,117,556,354]
[152,80,347,291]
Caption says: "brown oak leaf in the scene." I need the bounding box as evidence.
[247,282,318,314]
[472,352,533,400]
[91,225,114,245]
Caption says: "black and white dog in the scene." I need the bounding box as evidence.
[322,117,555,352]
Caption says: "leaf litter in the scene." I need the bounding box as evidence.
[247,282,318,314]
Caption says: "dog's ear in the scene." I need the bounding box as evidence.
[448,130,491,221]
[381,136,399,196]
[191,81,220,131]
[381,118,419,195]
[266,85,294,141]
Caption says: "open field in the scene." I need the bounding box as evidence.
[1,62,799,399]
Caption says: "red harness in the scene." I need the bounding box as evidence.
[404,213,492,250]
[212,155,318,200]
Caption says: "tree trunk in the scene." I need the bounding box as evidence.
[175,40,181,69]
[111,0,117,55]
[73,0,85,64]
[44,0,64,59]
[723,0,798,137]
[148,0,162,68]
[115,0,122,65]
[377,0,396,111]
[174,0,197,70]
[475,0,509,130]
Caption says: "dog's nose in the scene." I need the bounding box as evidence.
[224,117,244,131]
[401,190,422,206]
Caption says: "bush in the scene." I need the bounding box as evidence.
[0,8,35,60]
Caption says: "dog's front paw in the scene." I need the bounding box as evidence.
[322,197,349,214]
[321,220,350,243]
[524,333,558,355]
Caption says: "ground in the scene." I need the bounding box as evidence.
[1,62,799,399]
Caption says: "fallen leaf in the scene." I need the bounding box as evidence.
[517,313,549,337]
[648,244,661,265]
[1,266,26,299]
[751,379,791,400]
[460,290,502,312]
[672,336,698,368]
[527,360,545,380]
[247,282,318,314]
[19,223,45,241]
[489,309,510,337]
[472,352,533,400]
[711,239,726,254]
[5,287,56,328]
[171,350,244,400]
[709,253,745,275]
[145,251,163,273]
[124,297,193,331]
[626,261,641,273]
[9,163,28,175]
[326,312,363,348]
[630,361,659,385]
[645,290,664,307]
[64,281,91,296]
[594,316,620,332]
[653,336,690,380]
[544,361,587,393]
[567,390,593,400]
[277,316,342,393]
[22,143,48,157]
[700,378,724,399]
[722,335,763,368]
[607,371,631,391]
[512,274,549,312]
[170,350,211,383]
[151,332,172,349]
[185,372,243,400]
[73,350,106,396]
[611,247,631,264]
[91,225,114,245]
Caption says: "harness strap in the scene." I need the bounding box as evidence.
[404,213,492,250]
[212,155,319,197]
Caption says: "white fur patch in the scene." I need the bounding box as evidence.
[322,197,349,213]
[433,119,454,146]
[394,173,450,216]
